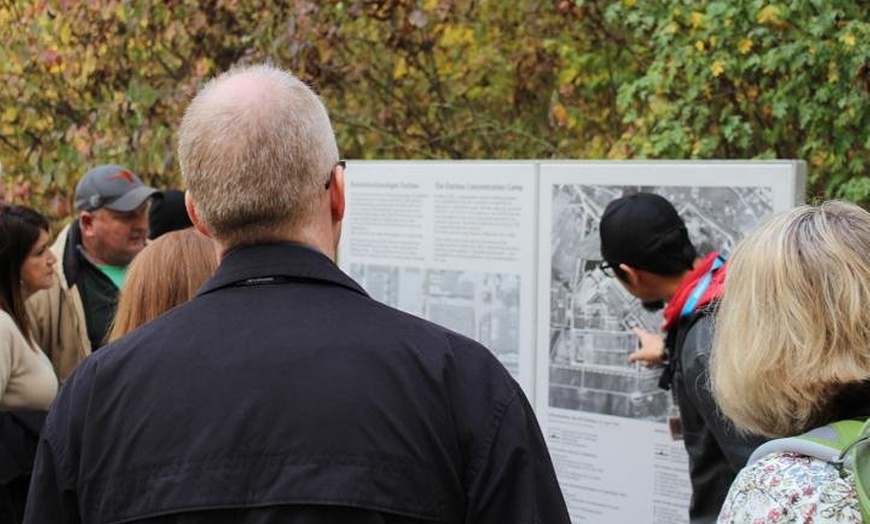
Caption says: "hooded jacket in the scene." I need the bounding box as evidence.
[26,222,92,381]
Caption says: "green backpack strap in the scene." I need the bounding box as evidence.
[806,419,864,452]
[747,420,863,464]
[843,419,870,524]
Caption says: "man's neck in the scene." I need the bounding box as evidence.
[662,257,704,302]
[79,244,120,268]
[215,232,338,263]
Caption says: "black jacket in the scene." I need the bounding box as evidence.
[0,410,45,523]
[666,307,767,524]
[24,242,569,524]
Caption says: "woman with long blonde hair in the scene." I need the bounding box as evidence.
[712,200,870,524]
[108,227,217,342]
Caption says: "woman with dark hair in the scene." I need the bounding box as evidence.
[0,205,58,408]
[0,205,59,523]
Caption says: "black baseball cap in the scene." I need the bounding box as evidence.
[148,189,193,240]
[74,164,158,213]
[599,192,695,274]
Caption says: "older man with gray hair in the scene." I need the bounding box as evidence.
[25,64,569,524]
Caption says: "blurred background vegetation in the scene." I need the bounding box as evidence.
[1,0,867,223]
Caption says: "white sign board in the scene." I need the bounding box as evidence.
[338,160,807,524]
[536,161,805,523]
[338,161,539,394]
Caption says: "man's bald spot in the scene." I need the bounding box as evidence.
[195,66,289,116]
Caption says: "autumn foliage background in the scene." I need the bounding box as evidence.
[1,0,867,224]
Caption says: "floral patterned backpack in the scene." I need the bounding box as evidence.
[747,419,870,522]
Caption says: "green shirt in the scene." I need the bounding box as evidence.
[76,253,128,350]
[96,264,127,290]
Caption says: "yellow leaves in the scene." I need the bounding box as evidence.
[624,0,637,7]
[757,5,785,28]
[436,24,475,79]
[828,61,839,84]
[665,22,678,34]
[689,11,704,29]
[79,51,98,82]
[738,38,753,54]
[841,34,856,47]
[746,86,759,102]
[115,2,129,24]
[711,60,725,77]
[557,66,579,88]
[2,107,17,123]
[441,25,474,48]
[31,116,52,133]
[757,5,778,24]
[551,103,568,127]
[695,40,706,52]
[58,24,72,45]
[811,150,829,167]
[393,56,408,80]
[5,59,23,75]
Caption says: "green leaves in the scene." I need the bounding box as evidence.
[616,1,869,205]
[0,0,866,218]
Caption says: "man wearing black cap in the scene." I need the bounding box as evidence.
[598,192,765,524]
[147,189,193,240]
[27,164,157,381]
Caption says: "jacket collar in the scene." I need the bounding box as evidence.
[56,221,83,289]
[812,380,870,429]
[197,242,368,298]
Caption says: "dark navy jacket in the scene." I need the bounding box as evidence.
[24,242,569,524]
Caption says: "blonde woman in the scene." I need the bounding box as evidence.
[108,227,217,342]
[711,201,870,524]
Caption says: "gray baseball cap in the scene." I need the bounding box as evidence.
[74,164,158,213]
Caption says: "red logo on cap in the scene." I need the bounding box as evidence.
[109,170,136,184]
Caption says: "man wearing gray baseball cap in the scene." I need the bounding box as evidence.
[27,164,158,380]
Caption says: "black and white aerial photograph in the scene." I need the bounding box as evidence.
[350,264,522,376]
[548,184,774,420]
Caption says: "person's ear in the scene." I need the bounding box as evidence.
[79,211,95,236]
[184,192,211,239]
[618,263,641,286]
[329,163,345,223]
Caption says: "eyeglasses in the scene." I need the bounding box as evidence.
[324,160,346,190]
[599,261,615,278]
